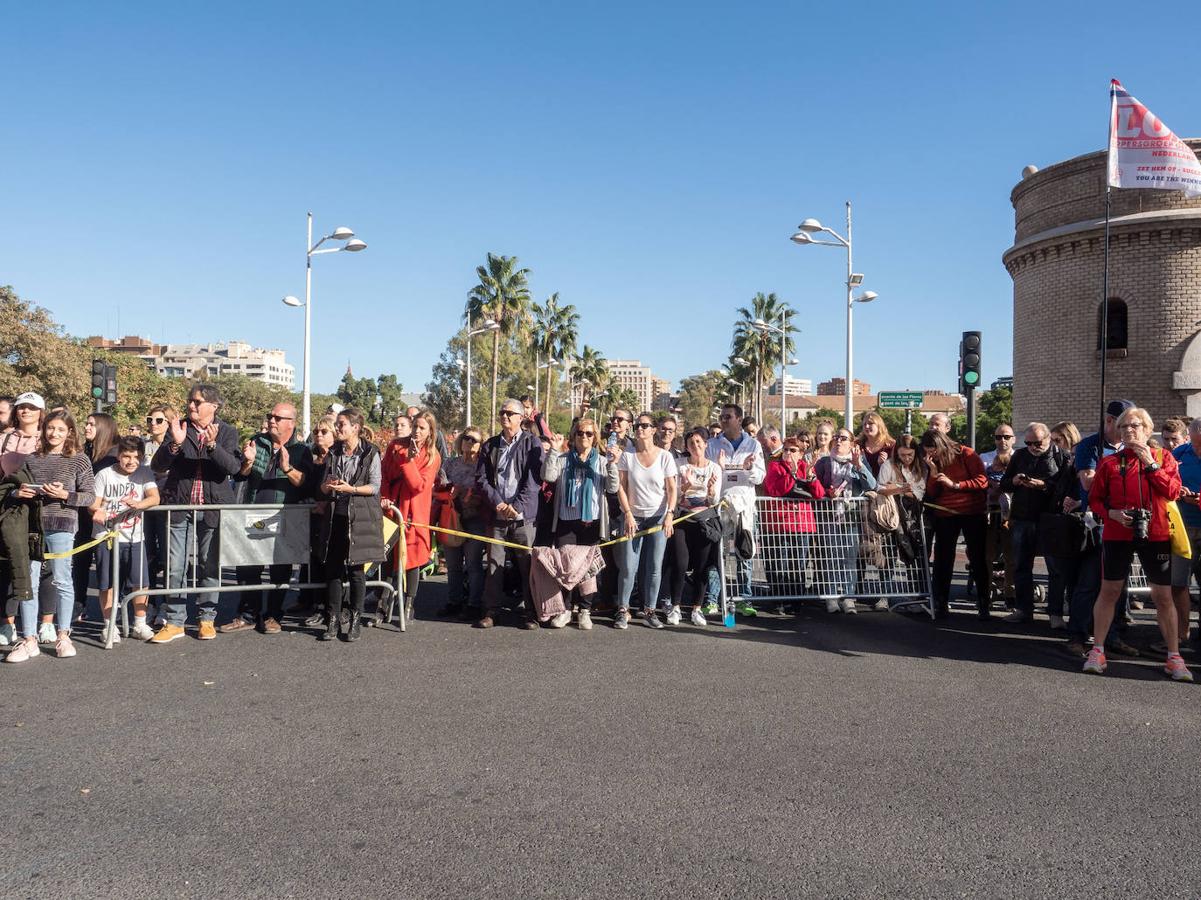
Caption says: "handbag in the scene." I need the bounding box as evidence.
[436,499,466,548]
[1167,500,1191,559]
[1039,511,1086,558]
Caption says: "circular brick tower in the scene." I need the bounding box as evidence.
[1003,141,1201,433]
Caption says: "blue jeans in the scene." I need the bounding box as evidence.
[444,519,485,609]
[1010,519,1040,615]
[165,512,220,626]
[22,530,74,636]
[617,515,668,611]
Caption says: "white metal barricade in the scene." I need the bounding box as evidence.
[105,503,403,648]
[722,495,934,617]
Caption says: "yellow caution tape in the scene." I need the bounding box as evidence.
[44,530,117,559]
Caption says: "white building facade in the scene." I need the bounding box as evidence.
[155,341,295,388]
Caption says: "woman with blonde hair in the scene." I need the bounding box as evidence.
[805,418,835,467]
[857,411,895,479]
[382,408,441,619]
[1083,407,1191,680]
[1043,421,1082,631]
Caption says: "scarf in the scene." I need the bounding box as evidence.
[563,447,603,521]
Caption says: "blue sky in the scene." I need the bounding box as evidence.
[5,1,1200,399]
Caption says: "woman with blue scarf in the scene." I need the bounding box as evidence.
[540,418,620,629]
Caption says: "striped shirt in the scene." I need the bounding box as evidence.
[24,452,96,533]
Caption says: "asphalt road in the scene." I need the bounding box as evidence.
[3,579,1200,899]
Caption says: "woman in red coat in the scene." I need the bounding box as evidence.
[762,438,825,600]
[1083,406,1190,681]
[920,429,989,619]
[382,409,441,618]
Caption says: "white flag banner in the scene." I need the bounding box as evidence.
[1108,79,1201,197]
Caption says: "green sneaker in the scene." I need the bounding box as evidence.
[700,602,719,616]
[736,601,758,617]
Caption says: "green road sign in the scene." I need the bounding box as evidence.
[878,391,923,409]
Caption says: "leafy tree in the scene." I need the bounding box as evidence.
[336,371,379,418]
[465,253,531,429]
[677,370,727,430]
[0,285,92,407]
[808,407,845,430]
[208,375,296,437]
[971,385,1014,450]
[531,292,579,417]
[376,374,405,422]
[877,407,929,439]
[570,345,609,416]
[730,293,795,421]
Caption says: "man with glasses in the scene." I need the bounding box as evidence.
[999,423,1064,624]
[654,416,680,456]
[980,424,1017,610]
[475,398,543,629]
[704,403,766,615]
[221,402,313,635]
[149,383,241,643]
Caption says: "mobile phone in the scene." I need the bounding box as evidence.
[26,483,44,493]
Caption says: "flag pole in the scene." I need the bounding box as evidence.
[1098,80,1117,451]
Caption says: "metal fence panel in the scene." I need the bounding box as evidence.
[722,495,933,614]
[219,506,311,567]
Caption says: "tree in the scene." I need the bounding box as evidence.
[0,285,92,407]
[531,292,579,417]
[465,253,531,429]
[972,385,1014,451]
[593,383,639,423]
[376,374,405,422]
[336,370,379,417]
[209,375,296,437]
[877,407,929,439]
[677,370,726,430]
[571,345,609,417]
[808,407,845,430]
[731,292,794,420]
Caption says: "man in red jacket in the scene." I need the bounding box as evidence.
[1083,407,1191,681]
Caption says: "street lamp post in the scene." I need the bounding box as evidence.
[282,212,367,437]
[792,201,878,431]
[465,314,500,429]
[534,356,558,410]
[753,310,799,431]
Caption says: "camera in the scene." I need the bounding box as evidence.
[1127,508,1151,542]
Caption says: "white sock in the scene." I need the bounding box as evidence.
[134,615,147,627]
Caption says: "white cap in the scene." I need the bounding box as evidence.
[14,391,45,410]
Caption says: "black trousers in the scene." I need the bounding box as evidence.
[324,515,366,615]
[669,519,719,607]
[235,564,294,621]
[931,514,988,610]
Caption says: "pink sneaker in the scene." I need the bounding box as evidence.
[1082,646,1107,675]
[4,636,41,664]
[1165,654,1194,683]
[55,634,76,659]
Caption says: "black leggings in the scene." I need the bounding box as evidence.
[404,566,422,602]
[931,513,988,610]
[324,516,366,615]
[670,519,719,607]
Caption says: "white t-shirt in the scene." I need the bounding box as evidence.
[677,460,722,512]
[93,465,156,544]
[618,447,678,518]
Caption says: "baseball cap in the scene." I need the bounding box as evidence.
[14,391,45,410]
[1105,399,1135,418]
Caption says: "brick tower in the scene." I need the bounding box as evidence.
[1003,140,1201,433]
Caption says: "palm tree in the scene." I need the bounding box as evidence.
[530,292,579,416]
[731,292,794,420]
[571,345,609,418]
[465,252,532,428]
[593,383,638,424]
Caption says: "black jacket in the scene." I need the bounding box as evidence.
[318,442,385,566]
[999,446,1067,522]
[151,418,242,525]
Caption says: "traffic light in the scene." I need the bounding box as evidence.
[91,360,106,400]
[104,365,117,405]
[960,331,982,393]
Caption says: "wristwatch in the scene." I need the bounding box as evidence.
[1146,462,1161,473]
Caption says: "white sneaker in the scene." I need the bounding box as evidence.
[549,611,572,629]
[840,598,857,614]
[0,622,14,646]
[666,606,681,626]
[130,622,156,641]
[55,634,76,658]
[873,597,889,611]
[37,622,57,644]
[103,626,122,644]
[690,608,707,627]
[825,598,840,614]
[577,609,593,630]
[3,636,40,663]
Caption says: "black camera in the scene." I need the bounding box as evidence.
[1127,508,1151,542]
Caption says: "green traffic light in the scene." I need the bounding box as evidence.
[91,387,103,398]
[964,371,979,385]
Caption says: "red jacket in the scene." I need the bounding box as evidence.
[1089,447,1181,543]
[925,446,988,517]
[762,459,826,533]
[382,443,441,570]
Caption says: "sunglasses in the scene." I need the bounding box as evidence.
[994,434,1014,440]
[461,436,481,445]
[577,431,596,438]
[610,416,629,424]
[500,410,522,418]
[145,416,166,425]
[267,414,294,422]
[187,398,211,406]
[635,422,654,429]
[834,435,852,442]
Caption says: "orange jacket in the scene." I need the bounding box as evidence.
[382,443,441,570]
[925,446,988,517]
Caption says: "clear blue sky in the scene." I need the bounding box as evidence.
[6,1,1200,399]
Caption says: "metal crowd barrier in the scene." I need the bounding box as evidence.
[721,495,934,617]
[101,503,403,648]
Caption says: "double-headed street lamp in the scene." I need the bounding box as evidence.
[753,310,801,430]
[465,315,500,428]
[282,212,367,437]
[791,201,879,431]
[535,357,558,410]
